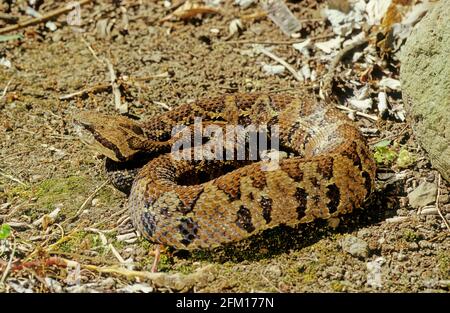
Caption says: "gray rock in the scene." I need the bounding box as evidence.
[400,0,450,182]
[407,181,437,208]
[341,235,369,259]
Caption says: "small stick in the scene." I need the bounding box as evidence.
[0,13,19,24]
[335,104,378,121]
[153,101,172,111]
[104,58,127,113]
[260,272,282,292]
[59,83,110,100]
[0,256,68,273]
[62,180,109,225]
[215,34,335,46]
[151,245,162,273]
[0,78,13,101]
[257,46,302,81]
[0,0,94,35]
[60,86,102,100]
[0,240,16,285]
[369,124,409,145]
[436,174,450,231]
[80,37,103,64]
[109,243,126,264]
[60,73,170,100]
[321,37,369,99]
[0,169,28,187]
[90,207,128,229]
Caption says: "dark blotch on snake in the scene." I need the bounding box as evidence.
[178,217,199,247]
[326,183,340,214]
[236,205,255,233]
[294,187,307,220]
[141,212,157,237]
[260,196,273,224]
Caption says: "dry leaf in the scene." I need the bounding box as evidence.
[381,3,402,31]
[240,10,267,22]
[161,1,222,22]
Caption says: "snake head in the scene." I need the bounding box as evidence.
[74,112,148,162]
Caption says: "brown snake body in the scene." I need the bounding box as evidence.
[77,93,376,250]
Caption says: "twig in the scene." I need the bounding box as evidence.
[60,73,169,100]
[62,180,109,225]
[153,101,172,111]
[335,104,378,121]
[171,0,188,10]
[0,13,19,24]
[257,46,302,81]
[80,36,103,64]
[0,256,68,273]
[0,169,28,187]
[369,124,409,145]
[59,83,110,100]
[0,0,94,35]
[90,207,128,229]
[0,240,16,285]
[321,37,369,100]
[215,33,335,46]
[436,174,450,231]
[109,243,126,264]
[260,272,282,292]
[105,58,127,113]
[151,245,161,273]
[0,78,13,101]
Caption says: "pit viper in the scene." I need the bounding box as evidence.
[76,93,376,250]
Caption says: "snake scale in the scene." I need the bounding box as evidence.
[76,93,376,250]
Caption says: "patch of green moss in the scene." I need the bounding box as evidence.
[396,148,415,168]
[6,184,33,200]
[174,262,195,275]
[330,280,345,292]
[437,252,450,279]
[402,229,422,243]
[34,176,90,209]
[6,175,118,222]
[108,238,125,251]
[158,254,174,272]
[58,230,90,253]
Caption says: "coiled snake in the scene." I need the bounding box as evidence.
[76,93,376,250]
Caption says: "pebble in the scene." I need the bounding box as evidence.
[119,283,153,293]
[100,277,116,289]
[44,277,63,292]
[419,207,438,216]
[407,242,419,251]
[439,194,449,203]
[418,240,432,249]
[341,235,369,259]
[385,216,409,223]
[407,181,437,208]
[0,202,11,210]
[366,257,385,289]
[396,208,408,216]
[116,232,136,241]
[397,252,408,261]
